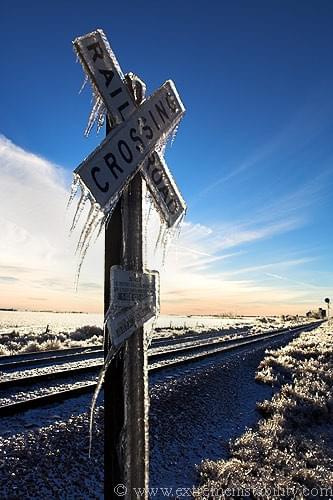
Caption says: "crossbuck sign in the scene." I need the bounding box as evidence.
[72,28,186,498]
[74,30,186,227]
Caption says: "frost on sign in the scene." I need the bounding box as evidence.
[74,29,137,126]
[73,29,186,227]
[106,303,156,348]
[110,267,159,308]
[70,28,187,285]
[106,267,160,347]
[75,80,184,210]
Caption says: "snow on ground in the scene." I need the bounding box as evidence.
[149,330,301,494]
[153,315,309,341]
[0,311,311,356]
[0,397,103,499]
[0,325,103,356]
[0,318,321,498]
[195,320,333,499]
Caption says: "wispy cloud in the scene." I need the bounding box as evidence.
[0,276,18,283]
[197,85,333,200]
[225,258,316,277]
[0,134,104,311]
[0,134,326,315]
[264,272,320,290]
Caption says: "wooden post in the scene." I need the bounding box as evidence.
[104,120,149,497]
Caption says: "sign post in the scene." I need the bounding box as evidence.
[104,173,148,497]
[72,29,185,499]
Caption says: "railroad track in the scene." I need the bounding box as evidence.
[0,321,322,416]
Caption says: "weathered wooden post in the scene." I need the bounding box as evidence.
[72,29,186,498]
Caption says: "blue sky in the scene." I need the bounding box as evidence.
[0,1,332,314]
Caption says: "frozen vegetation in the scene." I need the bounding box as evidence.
[195,321,333,498]
[0,315,310,356]
[0,325,103,356]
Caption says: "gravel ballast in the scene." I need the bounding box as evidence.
[0,407,103,499]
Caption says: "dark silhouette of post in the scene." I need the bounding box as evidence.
[104,114,149,497]
[325,297,330,320]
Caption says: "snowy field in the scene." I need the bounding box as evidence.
[0,313,325,498]
[0,310,310,355]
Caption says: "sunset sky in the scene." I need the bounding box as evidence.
[0,1,333,315]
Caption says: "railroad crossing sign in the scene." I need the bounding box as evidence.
[72,28,186,499]
[74,29,186,227]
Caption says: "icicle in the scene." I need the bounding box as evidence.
[85,93,106,137]
[88,345,121,457]
[162,213,186,266]
[155,221,167,252]
[70,184,89,233]
[73,193,120,289]
[74,210,104,290]
[96,110,105,134]
[79,74,89,94]
[171,124,179,146]
[67,174,80,209]
[93,214,106,244]
[75,201,99,256]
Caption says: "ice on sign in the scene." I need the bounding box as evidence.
[75,80,184,210]
[106,267,160,347]
[73,29,137,128]
[142,151,186,227]
[73,29,186,227]
[107,302,157,348]
[110,267,159,308]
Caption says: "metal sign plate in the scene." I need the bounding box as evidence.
[142,152,186,226]
[107,302,156,348]
[73,30,136,125]
[110,267,159,308]
[75,80,184,209]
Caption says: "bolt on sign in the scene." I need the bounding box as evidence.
[73,29,186,227]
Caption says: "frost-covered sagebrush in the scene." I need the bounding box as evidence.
[195,322,333,498]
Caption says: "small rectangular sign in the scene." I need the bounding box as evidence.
[107,302,156,348]
[75,80,185,209]
[110,267,159,308]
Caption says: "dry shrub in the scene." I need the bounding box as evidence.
[0,345,10,356]
[39,339,62,351]
[21,341,42,353]
[70,325,103,341]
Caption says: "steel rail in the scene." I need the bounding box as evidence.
[0,361,102,390]
[0,349,103,371]
[0,322,322,416]
[0,344,102,365]
[149,322,321,371]
[0,382,97,416]
[148,321,322,363]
